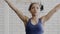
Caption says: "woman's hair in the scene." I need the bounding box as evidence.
[28,3,44,11]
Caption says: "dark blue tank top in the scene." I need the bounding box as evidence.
[25,18,44,34]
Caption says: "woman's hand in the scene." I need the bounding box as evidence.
[55,4,60,10]
[4,0,8,2]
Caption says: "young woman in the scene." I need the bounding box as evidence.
[5,0,60,34]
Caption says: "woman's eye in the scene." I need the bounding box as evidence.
[31,7,39,9]
[37,7,39,9]
[32,7,34,9]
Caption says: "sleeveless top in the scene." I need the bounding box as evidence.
[25,18,44,34]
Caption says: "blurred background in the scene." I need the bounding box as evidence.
[0,0,60,34]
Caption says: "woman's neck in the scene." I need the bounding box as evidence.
[31,16,39,20]
[31,16,39,24]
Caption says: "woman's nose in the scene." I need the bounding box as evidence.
[34,8,37,11]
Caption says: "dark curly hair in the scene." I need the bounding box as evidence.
[28,3,44,11]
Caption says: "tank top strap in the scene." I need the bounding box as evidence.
[25,18,31,27]
[39,18,42,24]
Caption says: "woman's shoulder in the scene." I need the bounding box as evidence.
[39,16,46,24]
[24,17,31,26]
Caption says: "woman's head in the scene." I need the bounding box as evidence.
[28,2,43,16]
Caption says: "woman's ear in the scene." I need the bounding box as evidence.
[40,5,44,11]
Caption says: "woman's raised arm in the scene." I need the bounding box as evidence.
[4,0,29,25]
[41,4,60,23]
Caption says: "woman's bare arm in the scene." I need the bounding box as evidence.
[4,0,29,25]
[41,4,60,23]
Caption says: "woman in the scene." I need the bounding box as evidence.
[5,0,60,34]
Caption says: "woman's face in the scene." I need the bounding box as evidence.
[30,4,40,16]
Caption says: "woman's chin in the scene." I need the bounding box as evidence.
[33,14,38,16]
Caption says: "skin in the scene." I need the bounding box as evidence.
[4,0,60,26]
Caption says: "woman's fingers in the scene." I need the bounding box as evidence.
[56,4,60,10]
[57,4,60,8]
